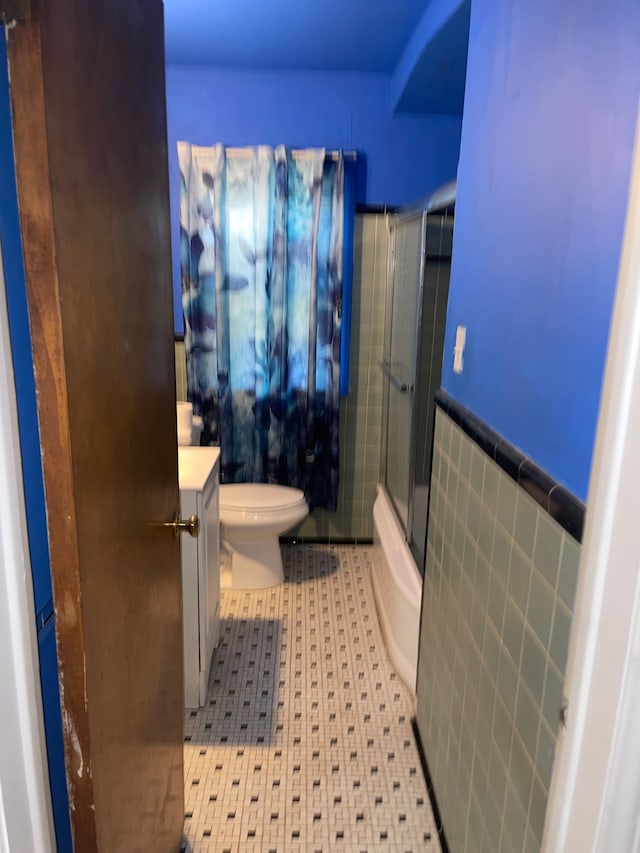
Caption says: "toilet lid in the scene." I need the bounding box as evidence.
[220,483,306,511]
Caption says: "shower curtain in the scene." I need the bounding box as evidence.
[178,143,344,511]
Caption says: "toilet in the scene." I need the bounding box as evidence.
[219,484,309,589]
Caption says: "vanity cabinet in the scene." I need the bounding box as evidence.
[178,447,221,708]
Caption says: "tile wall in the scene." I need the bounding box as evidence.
[416,407,581,853]
[174,212,388,541]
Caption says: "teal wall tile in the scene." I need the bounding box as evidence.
[497,645,519,712]
[527,570,555,648]
[483,784,503,851]
[536,719,556,791]
[533,516,563,589]
[450,425,462,471]
[415,409,581,853]
[508,732,534,815]
[515,682,541,763]
[502,597,524,668]
[488,574,507,637]
[470,444,486,496]
[529,774,548,844]
[289,211,387,540]
[474,553,490,608]
[493,696,514,766]
[466,791,485,853]
[550,600,572,672]
[483,458,499,511]
[492,523,512,586]
[483,622,500,678]
[478,508,495,564]
[558,536,580,610]
[520,626,546,705]
[514,491,538,558]
[466,492,481,542]
[499,829,516,853]
[459,432,472,481]
[508,545,532,616]
[503,783,528,852]
[542,661,563,734]
[496,473,517,535]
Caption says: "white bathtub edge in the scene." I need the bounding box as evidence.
[371,486,422,695]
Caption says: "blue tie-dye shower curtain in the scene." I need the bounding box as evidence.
[178,144,344,511]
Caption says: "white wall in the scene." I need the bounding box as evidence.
[0,249,55,852]
[543,105,640,852]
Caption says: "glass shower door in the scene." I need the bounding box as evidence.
[408,212,454,570]
[382,212,425,529]
[381,203,454,574]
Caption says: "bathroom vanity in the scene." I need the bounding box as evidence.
[178,446,221,708]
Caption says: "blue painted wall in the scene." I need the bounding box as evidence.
[165,65,463,329]
[442,0,640,500]
[391,0,470,114]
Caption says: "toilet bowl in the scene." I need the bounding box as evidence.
[219,484,308,589]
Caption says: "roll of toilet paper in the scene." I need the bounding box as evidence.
[177,428,192,445]
[191,415,203,445]
[177,402,193,445]
[176,401,193,432]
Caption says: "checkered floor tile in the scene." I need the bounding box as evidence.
[181,544,440,853]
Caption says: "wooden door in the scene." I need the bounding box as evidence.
[6,1,184,850]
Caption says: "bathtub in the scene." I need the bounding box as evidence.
[372,485,422,694]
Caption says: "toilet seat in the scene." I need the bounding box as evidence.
[220,484,306,515]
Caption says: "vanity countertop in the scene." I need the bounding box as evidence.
[178,446,220,492]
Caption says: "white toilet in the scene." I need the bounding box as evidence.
[219,484,309,589]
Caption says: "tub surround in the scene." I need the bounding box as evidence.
[292,213,388,541]
[416,394,582,852]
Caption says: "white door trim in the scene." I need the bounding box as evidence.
[0,243,55,852]
[543,102,640,852]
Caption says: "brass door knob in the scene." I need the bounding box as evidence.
[162,513,200,538]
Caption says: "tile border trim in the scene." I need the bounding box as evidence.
[411,719,450,853]
[435,389,585,542]
[280,536,374,546]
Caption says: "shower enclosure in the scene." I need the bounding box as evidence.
[380,183,455,573]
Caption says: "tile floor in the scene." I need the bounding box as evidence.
[181,544,440,853]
